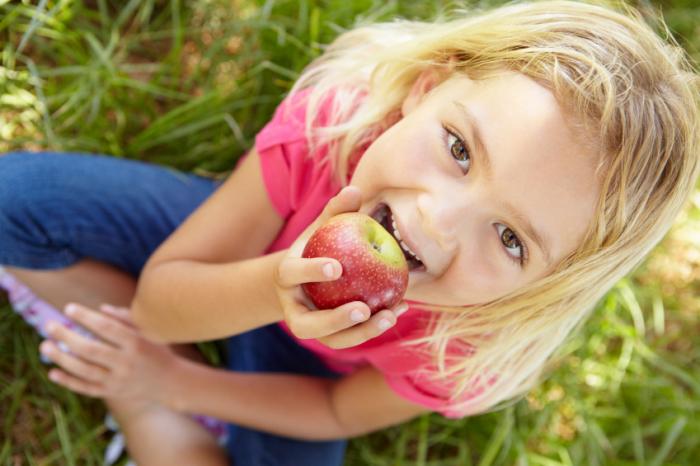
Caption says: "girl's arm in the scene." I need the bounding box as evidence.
[165,360,429,440]
[43,304,429,440]
[132,149,287,342]
[132,149,398,347]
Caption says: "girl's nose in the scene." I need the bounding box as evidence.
[416,192,460,252]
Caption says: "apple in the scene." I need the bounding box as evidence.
[301,212,409,314]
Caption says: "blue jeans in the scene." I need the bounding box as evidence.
[0,152,347,466]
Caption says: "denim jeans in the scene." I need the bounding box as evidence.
[0,151,347,466]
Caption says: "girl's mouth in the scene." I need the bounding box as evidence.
[370,203,426,272]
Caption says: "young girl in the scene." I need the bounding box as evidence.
[2,0,699,464]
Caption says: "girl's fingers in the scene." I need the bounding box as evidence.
[277,187,361,289]
[47,369,104,398]
[392,301,410,318]
[276,257,342,288]
[320,185,362,221]
[64,303,134,346]
[284,300,372,339]
[45,322,117,367]
[99,304,136,328]
[40,340,109,383]
[317,309,400,349]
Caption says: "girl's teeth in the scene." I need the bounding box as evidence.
[391,219,402,241]
[400,240,418,259]
[389,212,421,263]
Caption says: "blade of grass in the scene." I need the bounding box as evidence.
[526,452,565,466]
[652,292,665,335]
[610,337,634,392]
[0,439,11,464]
[631,420,645,464]
[2,379,28,438]
[617,281,646,336]
[170,0,184,60]
[636,341,700,395]
[53,402,76,466]
[96,0,109,29]
[135,0,157,29]
[17,0,49,53]
[22,57,56,146]
[0,5,23,32]
[649,416,687,466]
[83,30,117,73]
[111,76,191,100]
[416,414,430,466]
[477,408,513,466]
[114,0,144,30]
[393,426,409,465]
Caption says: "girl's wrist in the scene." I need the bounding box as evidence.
[157,355,192,412]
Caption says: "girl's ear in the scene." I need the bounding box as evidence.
[401,67,449,116]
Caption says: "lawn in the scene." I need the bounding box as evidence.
[1,0,699,465]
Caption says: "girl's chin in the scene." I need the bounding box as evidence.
[406,267,430,290]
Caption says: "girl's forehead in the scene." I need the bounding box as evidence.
[435,71,601,164]
[437,71,555,105]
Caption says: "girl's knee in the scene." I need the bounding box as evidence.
[0,152,65,208]
[0,152,81,269]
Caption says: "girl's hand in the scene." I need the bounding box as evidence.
[39,303,177,402]
[274,186,409,349]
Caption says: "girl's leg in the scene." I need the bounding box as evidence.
[223,325,348,466]
[0,152,228,465]
[5,257,136,311]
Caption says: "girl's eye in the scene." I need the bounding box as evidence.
[442,125,528,268]
[444,127,471,173]
[495,224,527,266]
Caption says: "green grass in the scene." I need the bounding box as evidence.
[1,0,699,464]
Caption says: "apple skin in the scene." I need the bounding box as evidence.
[301,212,409,314]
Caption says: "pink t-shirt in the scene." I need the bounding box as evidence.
[254,88,478,418]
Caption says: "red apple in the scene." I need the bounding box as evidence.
[301,212,409,314]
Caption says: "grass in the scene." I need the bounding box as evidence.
[1,0,699,464]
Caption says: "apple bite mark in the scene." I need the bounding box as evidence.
[370,203,426,272]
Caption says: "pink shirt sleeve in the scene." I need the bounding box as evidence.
[360,319,485,418]
[383,367,486,419]
[252,88,480,419]
[254,87,336,221]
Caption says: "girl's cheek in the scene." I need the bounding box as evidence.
[433,245,506,306]
[399,125,437,169]
[354,119,441,191]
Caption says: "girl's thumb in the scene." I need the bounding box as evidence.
[324,185,362,219]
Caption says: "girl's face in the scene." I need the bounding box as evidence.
[351,70,601,306]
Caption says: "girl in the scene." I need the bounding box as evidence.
[2,0,699,464]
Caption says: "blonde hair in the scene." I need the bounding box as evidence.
[288,0,700,415]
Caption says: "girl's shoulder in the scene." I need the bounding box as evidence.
[262,86,368,139]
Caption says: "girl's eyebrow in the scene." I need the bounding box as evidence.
[452,100,553,266]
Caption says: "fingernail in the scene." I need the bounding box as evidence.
[378,319,393,331]
[323,263,335,278]
[40,342,51,354]
[350,309,366,322]
[65,303,77,315]
[395,303,409,317]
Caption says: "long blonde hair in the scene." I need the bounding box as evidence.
[288,0,700,415]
